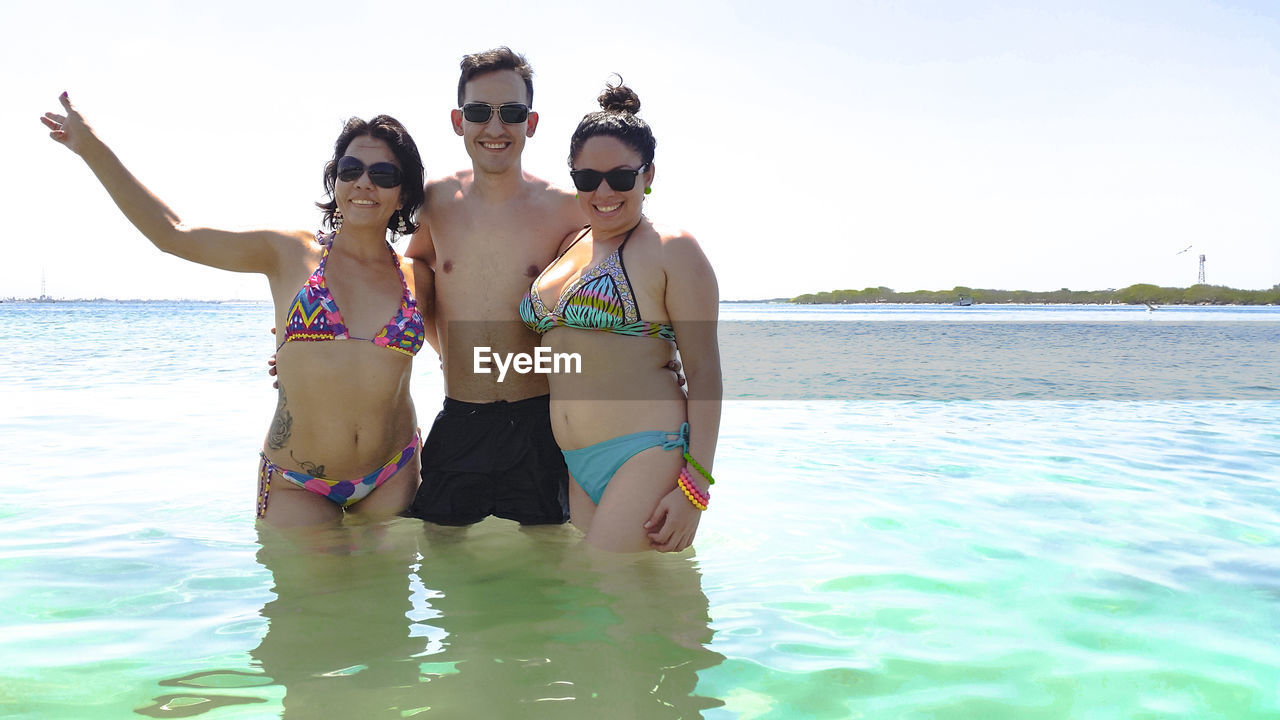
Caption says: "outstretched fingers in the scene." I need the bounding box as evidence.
[42,93,80,146]
[42,127,60,142]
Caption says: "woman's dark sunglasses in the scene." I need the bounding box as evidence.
[460,102,530,124]
[570,164,649,193]
[336,156,403,188]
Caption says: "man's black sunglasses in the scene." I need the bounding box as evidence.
[460,102,530,124]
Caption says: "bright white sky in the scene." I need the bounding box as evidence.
[3,0,1277,300]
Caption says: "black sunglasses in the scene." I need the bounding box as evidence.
[336,156,403,188]
[460,102,530,124]
[569,164,649,193]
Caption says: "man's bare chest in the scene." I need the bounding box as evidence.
[433,216,559,286]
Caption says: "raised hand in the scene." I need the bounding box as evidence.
[41,92,95,155]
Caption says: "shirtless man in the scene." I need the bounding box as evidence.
[405,48,585,526]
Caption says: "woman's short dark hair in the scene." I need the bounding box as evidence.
[457,47,534,107]
[317,115,425,236]
[568,79,655,168]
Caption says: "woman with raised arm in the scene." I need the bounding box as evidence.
[519,81,722,552]
[42,93,428,527]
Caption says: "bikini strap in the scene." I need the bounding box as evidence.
[616,220,645,320]
[661,422,690,453]
[316,232,336,273]
[532,225,592,291]
[616,219,643,252]
[557,226,592,262]
[385,241,413,299]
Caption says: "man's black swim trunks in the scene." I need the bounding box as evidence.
[409,394,569,525]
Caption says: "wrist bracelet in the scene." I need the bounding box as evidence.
[682,451,716,486]
[677,467,709,511]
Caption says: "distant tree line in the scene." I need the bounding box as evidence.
[792,284,1280,305]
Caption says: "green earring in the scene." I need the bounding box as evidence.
[644,186,652,195]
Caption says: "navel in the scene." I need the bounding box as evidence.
[442,260,454,274]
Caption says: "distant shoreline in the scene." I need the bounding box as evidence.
[787,283,1280,306]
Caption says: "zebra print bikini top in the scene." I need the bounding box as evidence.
[519,224,675,341]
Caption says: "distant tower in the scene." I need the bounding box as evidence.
[1197,254,1206,285]
[40,267,48,300]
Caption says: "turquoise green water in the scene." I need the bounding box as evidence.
[1,303,1277,718]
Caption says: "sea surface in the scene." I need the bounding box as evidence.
[1,301,1277,718]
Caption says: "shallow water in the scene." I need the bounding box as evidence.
[1,302,1277,718]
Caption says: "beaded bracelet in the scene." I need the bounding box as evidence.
[677,467,710,511]
[682,451,716,486]
[678,477,708,511]
[679,468,709,504]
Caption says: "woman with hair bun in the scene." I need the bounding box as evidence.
[520,80,722,552]
[42,92,430,527]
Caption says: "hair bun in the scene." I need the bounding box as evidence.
[598,82,641,114]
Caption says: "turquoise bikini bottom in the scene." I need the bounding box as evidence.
[562,422,689,504]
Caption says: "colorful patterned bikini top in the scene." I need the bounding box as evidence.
[519,224,675,340]
[278,232,425,356]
